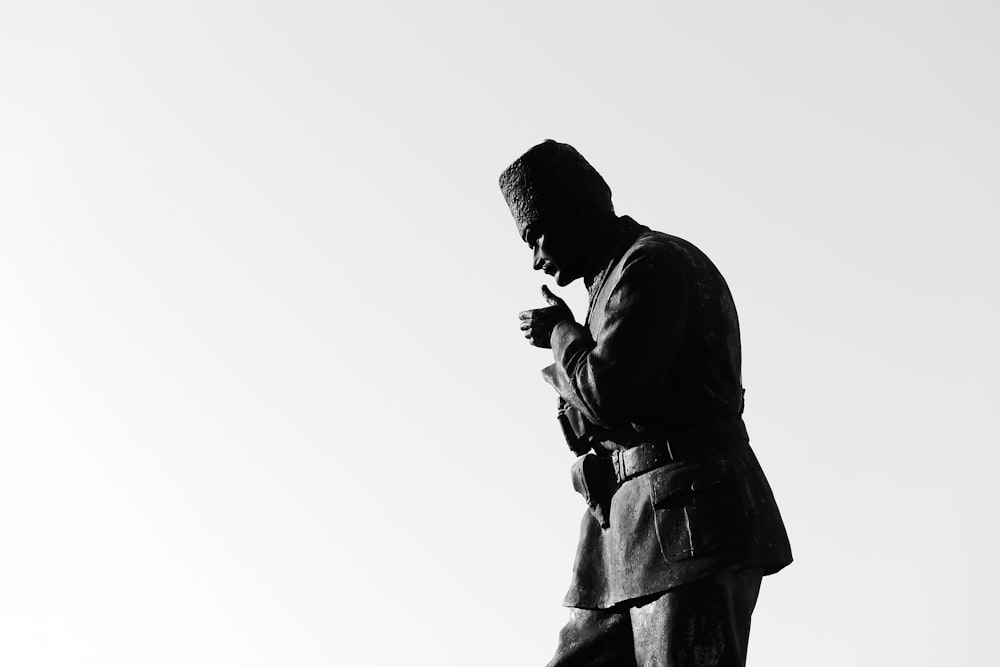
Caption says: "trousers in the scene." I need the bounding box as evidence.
[546,569,763,667]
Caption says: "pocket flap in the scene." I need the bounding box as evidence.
[648,460,735,508]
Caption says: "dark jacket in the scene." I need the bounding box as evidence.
[541,217,792,609]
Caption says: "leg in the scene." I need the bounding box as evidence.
[629,569,763,667]
[546,606,638,667]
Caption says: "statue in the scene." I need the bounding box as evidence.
[499,140,792,666]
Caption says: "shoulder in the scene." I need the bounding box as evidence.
[627,230,705,263]
[617,230,691,281]
[620,228,723,285]
[596,231,687,304]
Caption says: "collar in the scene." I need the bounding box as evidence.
[584,215,645,306]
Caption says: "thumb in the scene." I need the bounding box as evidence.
[541,285,563,306]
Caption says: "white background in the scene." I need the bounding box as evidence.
[2,1,998,665]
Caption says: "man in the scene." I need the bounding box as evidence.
[499,140,792,667]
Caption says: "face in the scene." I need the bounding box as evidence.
[523,219,586,286]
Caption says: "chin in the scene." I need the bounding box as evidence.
[555,273,577,287]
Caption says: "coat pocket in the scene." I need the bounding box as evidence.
[647,460,746,561]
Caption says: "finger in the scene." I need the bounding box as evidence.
[518,310,534,321]
[520,322,532,331]
[541,285,563,306]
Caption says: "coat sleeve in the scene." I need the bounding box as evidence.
[541,247,688,430]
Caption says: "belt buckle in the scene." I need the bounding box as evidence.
[612,450,627,484]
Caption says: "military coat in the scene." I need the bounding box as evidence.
[541,217,792,609]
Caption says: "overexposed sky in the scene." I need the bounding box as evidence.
[2,1,998,665]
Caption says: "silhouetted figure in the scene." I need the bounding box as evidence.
[501,140,792,667]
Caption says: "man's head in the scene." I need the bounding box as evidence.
[499,140,615,286]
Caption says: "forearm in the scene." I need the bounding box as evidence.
[541,322,621,428]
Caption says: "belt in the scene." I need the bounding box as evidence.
[608,416,749,484]
[610,441,675,484]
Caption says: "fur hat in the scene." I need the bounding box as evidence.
[499,140,614,238]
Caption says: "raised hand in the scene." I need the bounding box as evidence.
[518,285,574,348]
